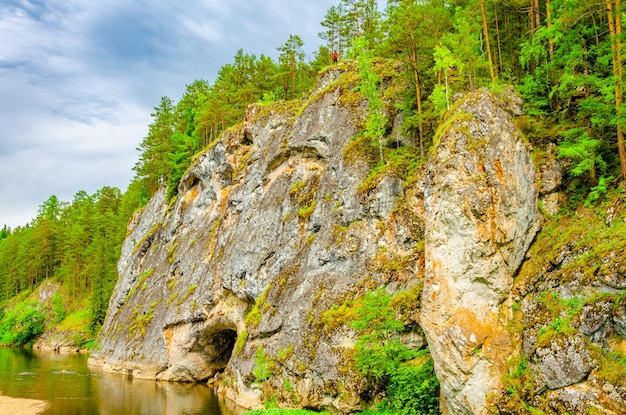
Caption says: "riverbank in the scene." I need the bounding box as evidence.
[0,393,48,414]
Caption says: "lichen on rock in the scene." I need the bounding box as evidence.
[421,89,540,415]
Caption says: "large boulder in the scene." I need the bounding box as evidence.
[421,89,540,414]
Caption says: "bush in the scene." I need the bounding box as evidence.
[383,354,440,415]
[351,288,413,380]
[253,345,275,382]
[349,288,440,415]
[51,292,66,323]
[0,301,45,346]
[244,410,331,415]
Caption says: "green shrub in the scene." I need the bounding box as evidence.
[585,176,613,207]
[244,410,331,415]
[253,345,275,382]
[351,288,412,379]
[0,301,45,346]
[51,292,66,323]
[324,286,440,415]
[383,353,440,415]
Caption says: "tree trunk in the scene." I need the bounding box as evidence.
[494,1,503,74]
[408,32,425,158]
[617,0,626,177]
[546,0,557,110]
[608,0,626,177]
[546,0,554,59]
[480,0,496,82]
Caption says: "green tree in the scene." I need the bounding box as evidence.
[440,7,488,91]
[319,5,343,61]
[432,45,463,112]
[385,0,450,157]
[354,37,387,162]
[134,96,176,196]
[558,127,607,186]
[277,35,306,100]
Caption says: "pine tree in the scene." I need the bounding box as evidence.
[134,96,176,196]
[385,0,450,157]
[277,35,305,100]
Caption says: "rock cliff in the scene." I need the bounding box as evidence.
[421,90,539,414]
[89,65,626,414]
[90,64,427,411]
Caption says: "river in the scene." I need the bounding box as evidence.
[0,347,245,415]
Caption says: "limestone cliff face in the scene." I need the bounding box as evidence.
[421,90,540,415]
[89,65,426,411]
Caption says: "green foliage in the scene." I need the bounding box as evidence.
[51,292,66,324]
[234,329,248,356]
[557,128,607,181]
[381,353,440,415]
[261,91,276,104]
[56,309,90,332]
[354,37,387,162]
[585,176,614,207]
[350,288,414,380]
[253,345,275,382]
[244,409,331,415]
[322,286,439,414]
[3,5,626,414]
[358,146,425,194]
[0,185,137,342]
[0,301,45,346]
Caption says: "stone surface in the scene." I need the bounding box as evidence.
[89,65,426,412]
[421,89,540,415]
[532,332,595,390]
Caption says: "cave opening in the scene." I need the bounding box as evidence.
[202,328,238,372]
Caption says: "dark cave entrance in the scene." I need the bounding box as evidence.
[202,327,238,372]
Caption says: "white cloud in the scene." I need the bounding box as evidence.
[183,19,223,43]
[0,0,338,228]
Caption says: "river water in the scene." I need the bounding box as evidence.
[0,347,244,415]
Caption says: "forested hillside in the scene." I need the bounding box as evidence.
[0,0,624,365]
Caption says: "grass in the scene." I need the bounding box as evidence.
[244,410,332,415]
[358,145,426,195]
[56,309,90,332]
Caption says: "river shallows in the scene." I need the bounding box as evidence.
[0,347,243,415]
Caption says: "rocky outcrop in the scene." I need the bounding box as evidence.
[25,280,89,352]
[421,90,540,414]
[89,64,426,412]
[88,61,626,415]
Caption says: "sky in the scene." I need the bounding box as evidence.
[0,0,371,229]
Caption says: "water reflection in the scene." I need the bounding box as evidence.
[95,371,225,415]
[0,348,243,415]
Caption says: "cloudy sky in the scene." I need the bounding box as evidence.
[0,0,368,229]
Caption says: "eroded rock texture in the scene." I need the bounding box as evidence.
[89,63,626,414]
[421,89,540,415]
[89,65,426,412]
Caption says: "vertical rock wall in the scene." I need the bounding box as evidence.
[421,90,540,414]
[89,64,428,412]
